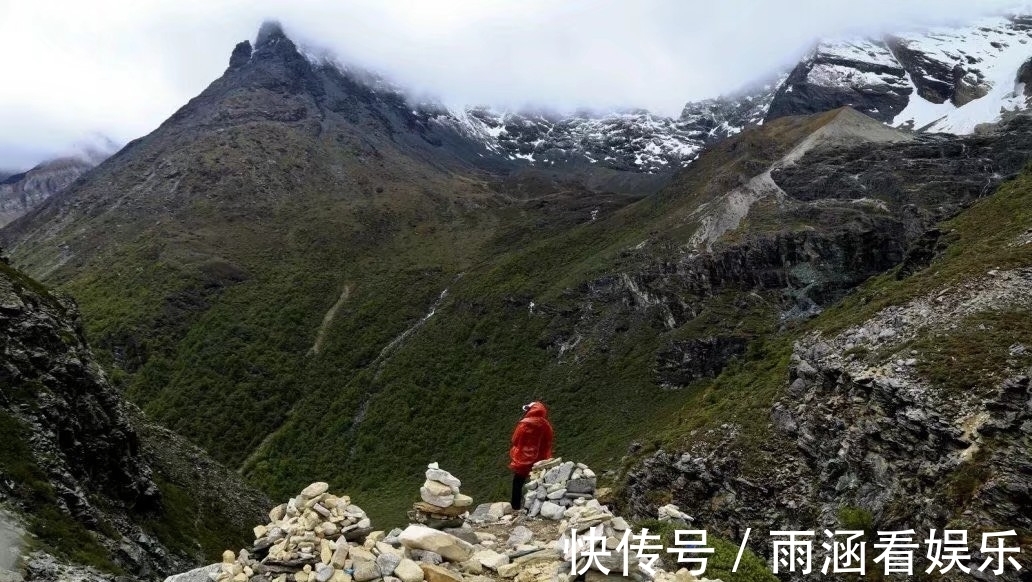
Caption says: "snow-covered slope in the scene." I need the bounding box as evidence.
[420,75,786,173]
[768,14,1032,134]
[890,15,1032,133]
[426,107,704,172]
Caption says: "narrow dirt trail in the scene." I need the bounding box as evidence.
[309,284,351,356]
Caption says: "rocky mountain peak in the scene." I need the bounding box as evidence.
[228,40,252,70]
[254,20,290,51]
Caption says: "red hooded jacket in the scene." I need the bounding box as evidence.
[508,402,554,476]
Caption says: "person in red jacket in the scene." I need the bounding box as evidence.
[508,401,554,510]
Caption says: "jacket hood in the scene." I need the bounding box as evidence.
[524,401,548,418]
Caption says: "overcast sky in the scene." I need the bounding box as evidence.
[0,0,1025,170]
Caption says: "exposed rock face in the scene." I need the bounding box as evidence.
[531,110,1027,392]
[445,12,1032,170]
[772,113,1032,215]
[622,117,1032,577]
[582,216,910,333]
[886,37,960,104]
[766,40,911,123]
[228,41,253,70]
[655,336,749,388]
[0,158,95,228]
[0,255,175,578]
[0,258,158,516]
[436,108,703,172]
[0,256,268,580]
[679,75,787,141]
[627,298,1032,578]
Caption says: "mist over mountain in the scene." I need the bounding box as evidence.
[1,0,1027,166]
[0,136,119,227]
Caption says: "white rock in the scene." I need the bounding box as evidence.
[489,502,513,518]
[658,504,693,522]
[398,525,475,563]
[353,562,379,582]
[423,480,453,497]
[393,559,424,582]
[314,564,334,582]
[506,526,533,548]
[163,564,220,582]
[473,549,510,571]
[420,488,455,508]
[528,498,543,517]
[301,482,330,498]
[330,539,349,568]
[497,563,521,578]
[426,468,461,489]
[540,501,565,520]
[349,546,376,565]
[376,553,402,577]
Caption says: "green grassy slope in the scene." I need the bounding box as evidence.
[0,260,266,574]
[8,114,836,527]
[236,112,858,523]
[645,162,1032,497]
[6,61,986,536]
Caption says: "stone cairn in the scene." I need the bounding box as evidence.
[522,458,596,520]
[409,463,473,528]
[191,479,724,582]
[207,480,528,582]
[214,481,374,582]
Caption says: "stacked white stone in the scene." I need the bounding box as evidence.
[521,458,596,520]
[413,462,473,521]
[215,482,384,582]
[657,503,694,524]
[192,480,723,582]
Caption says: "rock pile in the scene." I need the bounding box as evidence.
[521,458,596,520]
[175,480,730,582]
[409,463,473,528]
[556,501,632,575]
[213,482,379,582]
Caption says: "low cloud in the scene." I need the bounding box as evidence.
[0,0,1023,169]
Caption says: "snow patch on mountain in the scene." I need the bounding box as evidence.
[429,74,789,173]
[769,14,1032,135]
[819,39,901,68]
[805,40,906,91]
[428,107,709,172]
[891,16,1032,133]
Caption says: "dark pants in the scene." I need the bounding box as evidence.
[511,473,528,510]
